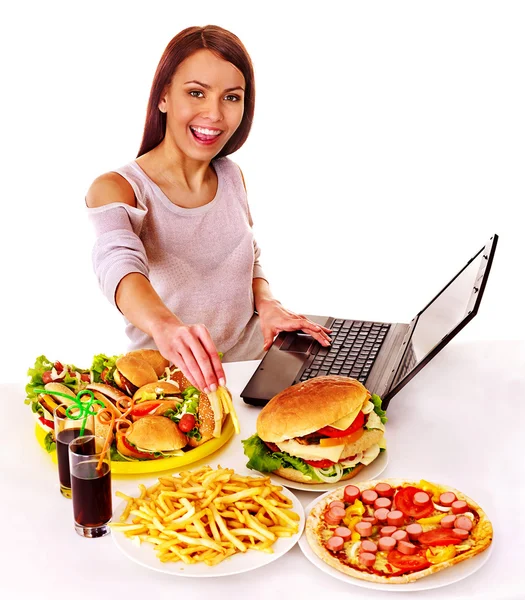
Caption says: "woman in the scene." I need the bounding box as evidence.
[86,25,331,394]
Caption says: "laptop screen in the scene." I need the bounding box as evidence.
[387,235,497,398]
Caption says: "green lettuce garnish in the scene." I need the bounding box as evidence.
[25,355,77,408]
[371,394,388,424]
[90,353,121,384]
[242,434,320,481]
[163,386,201,440]
[44,432,56,453]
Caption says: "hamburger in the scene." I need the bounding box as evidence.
[126,349,170,377]
[116,416,188,460]
[94,351,164,394]
[242,376,387,484]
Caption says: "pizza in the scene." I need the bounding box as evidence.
[305,478,493,584]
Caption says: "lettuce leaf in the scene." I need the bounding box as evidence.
[25,355,54,405]
[91,353,121,383]
[242,434,319,481]
[44,432,56,453]
[371,394,388,424]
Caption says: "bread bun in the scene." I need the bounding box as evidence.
[274,463,366,485]
[127,349,170,377]
[187,392,216,447]
[87,383,131,413]
[125,416,187,451]
[257,376,370,443]
[133,380,181,402]
[44,382,76,405]
[339,429,384,459]
[115,355,158,388]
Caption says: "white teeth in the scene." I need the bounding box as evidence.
[191,126,221,136]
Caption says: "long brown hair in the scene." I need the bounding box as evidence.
[137,25,255,159]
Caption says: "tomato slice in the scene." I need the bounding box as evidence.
[317,411,365,438]
[418,528,464,546]
[303,458,335,468]
[387,549,431,572]
[120,435,158,459]
[132,402,162,418]
[264,441,281,453]
[319,428,364,447]
[39,416,54,429]
[395,486,435,518]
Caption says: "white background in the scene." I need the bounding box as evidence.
[1,0,523,381]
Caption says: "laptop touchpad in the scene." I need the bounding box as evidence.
[280,333,314,354]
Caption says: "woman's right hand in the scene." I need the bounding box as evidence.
[151,317,226,393]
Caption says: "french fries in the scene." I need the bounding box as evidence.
[111,465,300,566]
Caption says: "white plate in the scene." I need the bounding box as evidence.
[299,493,493,592]
[111,486,305,577]
[270,449,388,492]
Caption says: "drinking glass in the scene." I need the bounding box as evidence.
[53,404,94,498]
[69,435,112,538]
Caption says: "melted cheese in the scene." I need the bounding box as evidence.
[276,439,346,462]
[365,410,385,432]
[327,397,370,430]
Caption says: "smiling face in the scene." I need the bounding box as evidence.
[159,49,246,161]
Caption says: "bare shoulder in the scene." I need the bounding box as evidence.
[85,172,136,208]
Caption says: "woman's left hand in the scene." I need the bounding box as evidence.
[257,299,332,352]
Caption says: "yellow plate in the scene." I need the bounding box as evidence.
[35,415,235,475]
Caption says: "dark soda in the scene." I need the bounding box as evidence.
[56,428,93,488]
[71,460,112,527]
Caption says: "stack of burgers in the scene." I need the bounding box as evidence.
[243,376,387,484]
[26,349,230,460]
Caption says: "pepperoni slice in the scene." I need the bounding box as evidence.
[418,527,463,546]
[397,541,417,555]
[413,492,431,506]
[329,506,346,519]
[394,487,435,518]
[439,491,457,506]
[387,548,431,571]
[325,510,343,525]
[381,526,397,536]
[334,527,352,541]
[326,536,344,552]
[387,510,404,527]
[455,516,473,532]
[441,514,457,528]
[406,523,423,540]
[360,539,378,554]
[392,530,408,542]
[451,500,468,514]
[362,490,378,505]
[374,497,392,510]
[355,521,373,537]
[452,528,470,540]
[359,552,376,567]
[343,485,361,504]
[378,536,397,551]
[374,508,390,522]
[375,482,394,497]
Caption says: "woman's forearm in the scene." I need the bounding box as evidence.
[115,272,182,338]
[252,277,279,312]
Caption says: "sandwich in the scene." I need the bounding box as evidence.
[25,356,91,428]
[126,377,224,447]
[130,381,183,420]
[93,351,165,394]
[242,376,387,484]
[115,416,188,460]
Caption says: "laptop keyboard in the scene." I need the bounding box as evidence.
[298,320,390,384]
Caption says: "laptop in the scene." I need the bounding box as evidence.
[241,234,498,410]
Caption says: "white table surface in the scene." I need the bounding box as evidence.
[1,340,524,600]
